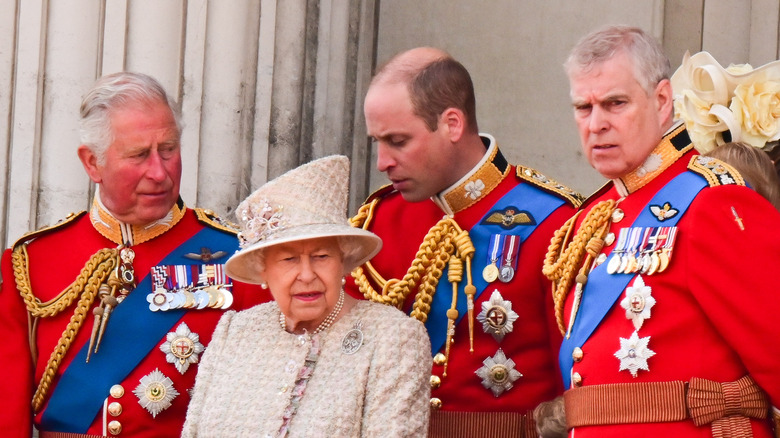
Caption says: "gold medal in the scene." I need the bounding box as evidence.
[658,249,670,272]
[648,252,660,274]
[482,264,499,283]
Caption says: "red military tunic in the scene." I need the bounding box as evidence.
[348,135,581,437]
[552,125,780,437]
[0,198,269,437]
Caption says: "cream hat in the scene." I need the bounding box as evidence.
[225,155,382,284]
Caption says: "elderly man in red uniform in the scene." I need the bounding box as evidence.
[543,25,780,437]
[348,47,582,437]
[0,72,268,437]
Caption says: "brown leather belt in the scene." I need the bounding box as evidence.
[39,432,105,438]
[429,410,538,438]
[564,375,769,438]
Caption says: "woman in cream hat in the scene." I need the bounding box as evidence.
[182,155,431,437]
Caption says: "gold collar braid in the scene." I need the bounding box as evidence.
[12,244,120,412]
[90,196,186,245]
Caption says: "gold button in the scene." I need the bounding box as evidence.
[430,398,442,410]
[611,209,625,223]
[108,420,122,435]
[430,375,441,389]
[433,353,446,366]
[109,385,125,399]
[604,232,616,246]
[572,347,584,362]
[107,401,123,417]
[572,372,583,387]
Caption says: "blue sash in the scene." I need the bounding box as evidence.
[559,171,708,388]
[40,226,237,432]
[425,182,566,354]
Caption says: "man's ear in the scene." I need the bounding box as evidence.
[654,79,674,123]
[439,107,466,143]
[78,145,103,184]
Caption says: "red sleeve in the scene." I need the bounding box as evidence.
[686,185,780,405]
[0,247,35,437]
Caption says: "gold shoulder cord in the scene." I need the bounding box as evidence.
[350,199,478,361]
[12,244,119,413]
[543,200,616,336]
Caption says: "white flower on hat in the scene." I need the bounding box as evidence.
[671,51,780,152]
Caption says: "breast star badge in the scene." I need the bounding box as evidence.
[133,368,180,418]
[476,290,519,342]
[614,331,655,377]
[619,275,656,330]
[475,349,522,397]
[160,322,205,374]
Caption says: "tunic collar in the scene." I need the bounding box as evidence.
[89,191,186,245]
[613,121,693,197]
[432,134,510,215]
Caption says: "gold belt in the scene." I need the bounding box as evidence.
[564,375,769,438]
[429,410,538,438]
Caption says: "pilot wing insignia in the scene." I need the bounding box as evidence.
[482,206,536,230]
[649,202,678,222]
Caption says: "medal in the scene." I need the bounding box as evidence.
[498,235,521,283]
[606,228,629,275]
[160,322,205,374]
[483,234,502,283]
[482,264,499,283]
[475,349,523,397]
[476,290,519,342]
[133,369,179,418]
[614,331,656,377]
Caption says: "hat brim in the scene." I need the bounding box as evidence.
[224,223,382,285]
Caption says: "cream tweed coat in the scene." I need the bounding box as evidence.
[181,300,431,437]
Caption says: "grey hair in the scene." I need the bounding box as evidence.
[564,25,671,95]
[79,72,181,164]
[247,236,367,277]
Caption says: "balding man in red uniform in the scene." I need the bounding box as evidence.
[348,47,582,437]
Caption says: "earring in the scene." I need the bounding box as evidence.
[341,277,346,286]
[260,283,268,290]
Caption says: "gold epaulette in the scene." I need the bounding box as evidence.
[688,155,746,187]
[194,208,239,235]
[12,211,87,249]
[515,165,584,207]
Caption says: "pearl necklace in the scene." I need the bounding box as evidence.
[279,289,345,335]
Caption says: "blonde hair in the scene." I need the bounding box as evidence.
[705,142,780,211]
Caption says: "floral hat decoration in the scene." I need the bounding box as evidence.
[224,155,382,285]
[671,51,780,153]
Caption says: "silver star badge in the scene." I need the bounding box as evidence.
[133,368,180,418]
[476,290,519,342]
[160,322,205,374]
[475,349,522,397]
[619,275,656,330]
[614,331,656,377]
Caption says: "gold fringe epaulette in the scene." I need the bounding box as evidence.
[687,156,746,187]
[516,166,584,207]
[194,208,239,235]
[12,211,87,249]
